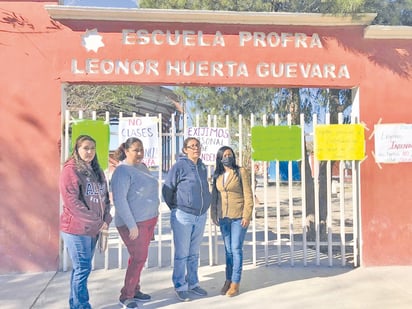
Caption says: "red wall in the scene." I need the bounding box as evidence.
[361,63,412,265]
[0,1,411,272]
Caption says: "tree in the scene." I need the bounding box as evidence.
[140,0,412,25]
[65,84,144,118]
[364,0,412,25]
[175,86,276,123]
[139,0,362,13]
[139,0,274,11]
[269,0,365,13]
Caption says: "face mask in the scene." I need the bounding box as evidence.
[221,156,234,167]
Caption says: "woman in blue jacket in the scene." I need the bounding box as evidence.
[162,137,211,302]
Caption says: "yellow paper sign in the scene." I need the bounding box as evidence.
[315,124,365,160]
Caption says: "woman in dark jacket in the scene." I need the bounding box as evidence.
[162,137,211,302]
[60,135,112,309]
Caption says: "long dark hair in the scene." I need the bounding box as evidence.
[213,146,240,186]
[70,135,104,183]
[113,137,143,161]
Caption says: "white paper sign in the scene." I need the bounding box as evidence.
[374,124,412,163]
[118,117,159,167]
[185,127,230,165]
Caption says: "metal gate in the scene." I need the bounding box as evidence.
[60,110,361,271]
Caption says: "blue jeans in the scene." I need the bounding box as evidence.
[61,232,97,309]
[219,218,248,284]
[170,208,207,291]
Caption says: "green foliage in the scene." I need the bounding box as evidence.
[139,0,365,13]
[140,0,412,25]
[139,0,273,11]
[174,86,277,125]
[65,84,143,119]
[364,0,412,25]
[266,0,365,13]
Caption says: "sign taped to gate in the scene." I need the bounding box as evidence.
[251,125,302,161]
[315,124,365,160]
[374,123,412,163]
[185,127,230,165]
[118,117,159,167]
[71,119,110,170]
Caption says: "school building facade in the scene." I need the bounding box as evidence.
[0,1,412,274]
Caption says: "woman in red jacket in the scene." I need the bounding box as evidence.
[60,135,112,309]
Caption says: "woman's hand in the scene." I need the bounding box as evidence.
[100,222,108,231]
[129,226,139,240]
[241,218,250,228]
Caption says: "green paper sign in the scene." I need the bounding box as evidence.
[71,119,110,171]
[251,125,302,161]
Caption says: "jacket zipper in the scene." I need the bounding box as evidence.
[196,164,204,216]
[223,176,229,217]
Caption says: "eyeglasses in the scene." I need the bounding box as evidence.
[186,144,201,150]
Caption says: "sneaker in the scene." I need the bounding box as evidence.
[175,290,191,302]
[190,286,208,296]
[134,291,151,302]
[119,298,139,309]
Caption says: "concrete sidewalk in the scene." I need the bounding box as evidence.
[2,263,412,309]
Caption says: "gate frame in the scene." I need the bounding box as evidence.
[60,85,362,270]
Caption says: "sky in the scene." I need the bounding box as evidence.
[63,0,138,8]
